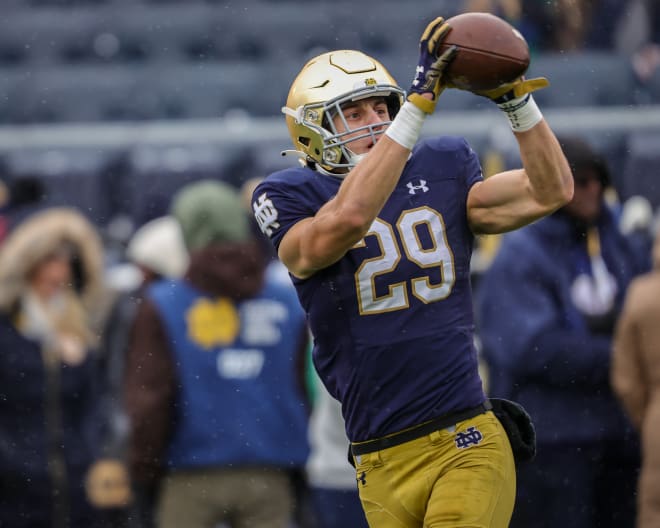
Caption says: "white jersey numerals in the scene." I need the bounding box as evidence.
[354,207,456,315]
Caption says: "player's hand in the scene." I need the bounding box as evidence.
[473,76,549,104]
[407,17,457,114]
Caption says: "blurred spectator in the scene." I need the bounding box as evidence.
[461,0,522,23]
[618,0,660,98]
[476,136,647,528]
[619,195,656,271]
[0,207,128,528]
[612,223,660,528]
[98,215,188,528]
[463,0,631,53]
[306,374,368,528]
[0,178,8,241]
[123,216,188,284]
[123,180,311,528]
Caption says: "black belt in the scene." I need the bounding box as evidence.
[350,400,493,457]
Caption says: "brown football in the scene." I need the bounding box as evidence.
[438,12,530,91]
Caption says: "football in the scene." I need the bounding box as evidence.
[438,12,530,91]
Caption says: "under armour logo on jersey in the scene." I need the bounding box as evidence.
[455,426,483,449]
[253,192,280,237]
[357,471,367,486]
[407,180,429,194]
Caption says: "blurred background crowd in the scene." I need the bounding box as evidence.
[1,0,660,527]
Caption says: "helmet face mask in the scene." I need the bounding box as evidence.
[283,50,405,173]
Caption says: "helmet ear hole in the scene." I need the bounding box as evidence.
[386,93,401,119]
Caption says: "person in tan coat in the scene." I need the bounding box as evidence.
[612,224,660,528]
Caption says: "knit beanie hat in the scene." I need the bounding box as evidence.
[126,215,188,278]
[171,180,250,252]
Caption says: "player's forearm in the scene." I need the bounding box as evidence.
[517,120,573,212]
[296,138,409,268]
[283,138,410,278]
[281,102,430,278]
[332,135,410,229]
[326,101,428,239]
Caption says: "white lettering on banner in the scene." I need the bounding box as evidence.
[217,349,265,379]
[241,299,288,345]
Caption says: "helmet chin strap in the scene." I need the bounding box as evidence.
[315,164,347,179]
[281,149,306,160]
[337,144,367,170]
[349,151,367,165]
[315,148,364,179]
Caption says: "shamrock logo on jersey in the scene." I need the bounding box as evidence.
[187,297,240,349]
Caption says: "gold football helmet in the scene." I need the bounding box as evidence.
[282,50,405,172]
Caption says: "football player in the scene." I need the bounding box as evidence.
[252,16,573,528]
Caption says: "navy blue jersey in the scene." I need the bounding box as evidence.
[253,136,486,441]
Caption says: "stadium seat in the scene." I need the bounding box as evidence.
[28,0,111,5]
[0,69,33,124]
[109,4,219,63]
[117,143,228,225]
[645,67,660,104]
[5,146,123,225]
[526,52,637,107]
[620,131,660,209]
[355,3,462,56]
[214,3,361,62]
[131,61,296,119]
[12,65,140,123]
[0,9,102,65]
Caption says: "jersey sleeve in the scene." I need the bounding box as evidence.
[251,175,314,251]
[418,135,484,191]
[462,139,484,191]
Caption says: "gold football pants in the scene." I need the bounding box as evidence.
[352,411,515,527]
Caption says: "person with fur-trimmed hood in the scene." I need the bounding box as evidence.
[0,206,129,528]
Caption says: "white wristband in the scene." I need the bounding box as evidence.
[385,101,426,150]
[497,94,543,132]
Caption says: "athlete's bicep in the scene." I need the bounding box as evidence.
[278,217,314,279]
[279,202,367,280]
[467,169,550,235]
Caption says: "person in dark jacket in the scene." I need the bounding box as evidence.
[123,180,311,528]
[0,207,125,528]
[476,136,647,528]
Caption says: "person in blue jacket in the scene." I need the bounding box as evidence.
[123,180,311,528]
[476,136,648,528]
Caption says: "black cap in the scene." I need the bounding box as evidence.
[557,135,610,187]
